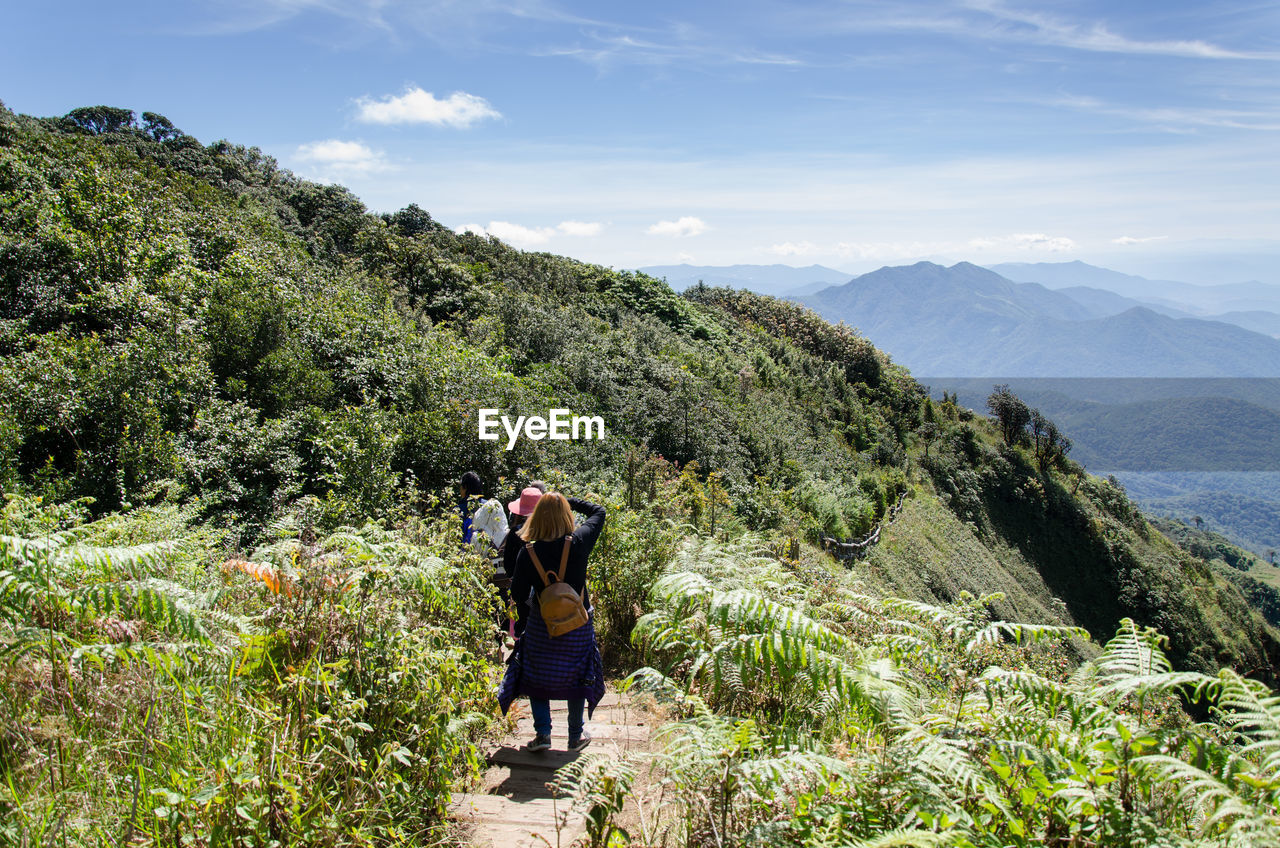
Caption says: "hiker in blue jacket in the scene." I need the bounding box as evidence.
[498,492,606,753]
[457,471,484,545]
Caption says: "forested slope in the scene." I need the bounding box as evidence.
[2,102,1280,845]
[1,100,1275,677]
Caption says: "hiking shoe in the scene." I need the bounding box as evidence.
[524,734,551,752]
[568,731,592,752]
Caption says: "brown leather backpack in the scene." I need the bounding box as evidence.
[525,535,589,637]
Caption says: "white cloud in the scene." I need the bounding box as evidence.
[768,241,821,257]
[647,216,708,237]
[355,87,501,127]
[969,232,1077,252]
[294,139,388,172]
[456,221,555,247]
[1112,235,1168,245]
[557,220,603,236]
[454,219,602,247]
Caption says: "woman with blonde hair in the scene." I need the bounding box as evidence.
[497,492,606,752]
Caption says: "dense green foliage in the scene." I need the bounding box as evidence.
[0,495,497,844]
[1151,515,1280,628]
[2,102,1279,846]
[630,535,1280,847]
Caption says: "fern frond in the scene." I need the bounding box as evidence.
[1133,754,1276,839]
[737,749,853,798]
[893,725,1009,817]
[963,620,1088,652]
[1086,618,1173,681]
[71,578,213,643]
[846,830,956,848]
[57,541,174,578]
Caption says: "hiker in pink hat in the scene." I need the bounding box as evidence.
[498,482,547,636]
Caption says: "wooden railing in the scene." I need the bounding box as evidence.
[822,489,909,563]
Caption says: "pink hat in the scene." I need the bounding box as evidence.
[508,487,544,517]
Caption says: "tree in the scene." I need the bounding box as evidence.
[1029,409,1071,472]
[65,106,136,135]
[385,203,444,237]
[1193,515,1204,530]
[140,111,181,143]
[986,384,1030,446]
[918,421,940,459]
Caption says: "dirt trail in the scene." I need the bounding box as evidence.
[450,690,653,847]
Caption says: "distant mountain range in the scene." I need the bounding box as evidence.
[991,261,1280,333]
[638,263,853,297]
[797,261,1280,376]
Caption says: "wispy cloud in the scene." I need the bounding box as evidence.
[648,216,708,237]
[184,0,392,36]
[1049,94,1280,132]
[827,1,1279,61]
[355,87,501,127]
[962,1,1279,60]
[189,0,602,38]
[970,232,1076,252]
[457,221,553,247]
[295,139,389,173]
[535,26,805,71]
[557,220,604,236]
[1113,235,1168,245]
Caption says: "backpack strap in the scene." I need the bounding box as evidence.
[524,542,553,589]
[558,534,572,574]
[524,535,574,589]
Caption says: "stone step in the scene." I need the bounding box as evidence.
[489,745,584,770]
[453,687,648,848]
[510,719,650,742]
[454,818,583,848]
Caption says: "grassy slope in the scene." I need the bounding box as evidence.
[864,495,1077,632]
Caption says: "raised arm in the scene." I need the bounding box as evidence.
[567,498,607,553]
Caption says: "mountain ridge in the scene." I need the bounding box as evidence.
[800,261,1280,376]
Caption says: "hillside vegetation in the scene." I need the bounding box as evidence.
[2,103,1279,846]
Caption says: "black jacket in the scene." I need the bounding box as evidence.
[510,498,606,637]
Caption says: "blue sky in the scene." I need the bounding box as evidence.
[5,1,1280,279]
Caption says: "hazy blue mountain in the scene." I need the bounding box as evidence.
[932,377,1280,415]
[1212,310,1280,338]
[1055,285,1192,319]
[800,261,1280,376]
[638,263,853,297]
[799,259,1094,329]
[1112,249,1280,288]
[1052,284,1280,336]
[991,260,1280,315]
[990,261,1189,298]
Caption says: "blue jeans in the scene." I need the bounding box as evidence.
[530,698,585,740]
